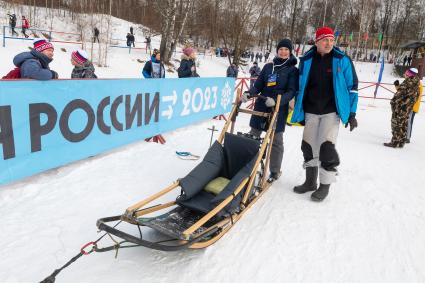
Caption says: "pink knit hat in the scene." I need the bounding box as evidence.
[71,49,89,65]
[33,39,54,52]
[404,67,418,77]
[183,47,194,56]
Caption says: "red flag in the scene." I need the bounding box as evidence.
[363,32,369,41]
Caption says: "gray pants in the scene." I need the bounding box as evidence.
[250,128,283,174]
[302,113,340,184]
[407,112,415,140]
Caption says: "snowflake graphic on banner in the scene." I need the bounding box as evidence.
[220,82,232,110]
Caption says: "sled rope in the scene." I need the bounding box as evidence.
[40,220,123,283]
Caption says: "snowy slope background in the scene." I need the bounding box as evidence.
[1,3,425,283]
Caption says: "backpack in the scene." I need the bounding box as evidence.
[2,67,21,79]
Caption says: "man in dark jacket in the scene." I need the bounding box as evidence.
[13,39,58,80]
[177,47,199,78]
[226,62,239,78]
[249,61,261,88]
[70,49,97,79]
[93,27,100,43]
[241,39,299,182]
[126,33,135,47]
[142,49,165,78]
[7,13,18,36]
[291,27,358,202]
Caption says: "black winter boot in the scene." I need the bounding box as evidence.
[311,184,330,202]
[294,167,318,194]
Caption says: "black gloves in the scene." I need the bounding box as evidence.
[51,70,59,79]
[345,113,358,131]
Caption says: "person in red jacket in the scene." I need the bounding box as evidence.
[21,16,30,38]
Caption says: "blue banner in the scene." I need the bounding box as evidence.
[0,77,235,185]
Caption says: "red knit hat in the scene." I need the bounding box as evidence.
[315,27,335,42]
[71,50,89,65]
[33,39,54,52]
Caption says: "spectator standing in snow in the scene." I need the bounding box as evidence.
[249,61,261,88]
[7,13,18,36]
[241,38,299,183]
[291,26,358,202]
[142,49,165,78]
[177,47,199,78]
[403,55,408,66]
[250,51,254,62]
[21,16,29,38]
[70,49,97,79]
[226,62,239,78]
[126,33,135,47]
[407,55,412,66]
[93,27,100,43]
[385,68,420,148]
[145,36,151,53]
[13,39,58,80]
[258,52,263,62]
[264,51,270,62]
[130,26,134,35]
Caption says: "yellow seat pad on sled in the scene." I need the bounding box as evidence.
[204,177,231,195]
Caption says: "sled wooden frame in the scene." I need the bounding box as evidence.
[97,92,282,251]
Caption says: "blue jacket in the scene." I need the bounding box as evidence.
[249,55,299,132]
[291,46,358,124]
[13,50,54,80]
[142,56,165,78]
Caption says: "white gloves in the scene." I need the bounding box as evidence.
[265,97,276,107]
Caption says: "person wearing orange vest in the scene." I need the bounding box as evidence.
[406,79,423,143]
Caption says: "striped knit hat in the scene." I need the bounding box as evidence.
[315,27,335,42]
[71,49,89,65]
[404,67,418,77]
[33,39,54,52]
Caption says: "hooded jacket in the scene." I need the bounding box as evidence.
[177,54,199,78]
[13,49,55,80]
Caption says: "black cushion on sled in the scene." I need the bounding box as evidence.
[177,190,216,214]
[177,134,261,215]
[223,133,260,179]
[179,141,224,200]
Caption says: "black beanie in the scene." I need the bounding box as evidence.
[276,39,293,53]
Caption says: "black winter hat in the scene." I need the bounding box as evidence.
[276,39,293,53]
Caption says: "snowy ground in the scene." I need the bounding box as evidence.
[1,3,425,283]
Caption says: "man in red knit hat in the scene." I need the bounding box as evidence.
[291,26,358,201]
[12,39,58,80]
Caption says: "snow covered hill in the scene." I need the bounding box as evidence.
[1,3,425,283]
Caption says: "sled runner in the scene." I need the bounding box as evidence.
[96,94,282,251]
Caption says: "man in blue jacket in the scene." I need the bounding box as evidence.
[13,39,58,80]
[291,27,358,201]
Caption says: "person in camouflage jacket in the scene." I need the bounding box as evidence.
[384,68,420,148]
